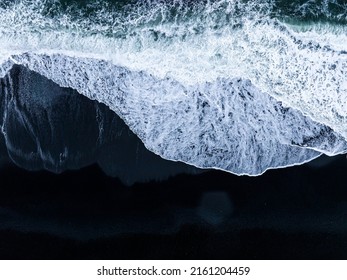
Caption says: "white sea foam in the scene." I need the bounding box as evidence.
[0,0,347,174]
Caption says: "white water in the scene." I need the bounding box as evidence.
[0,0,347,175]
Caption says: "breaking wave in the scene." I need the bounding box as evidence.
[0,0,347,175]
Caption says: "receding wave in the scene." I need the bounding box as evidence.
[0,0,346,175]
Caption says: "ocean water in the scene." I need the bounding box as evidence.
[0,0,347,259]
[0,0,346,175]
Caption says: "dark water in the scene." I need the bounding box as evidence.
[0,66,347,259]
[4,0,346,23]
[58,0,347,24]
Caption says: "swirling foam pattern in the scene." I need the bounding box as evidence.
[0,0,347,175]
